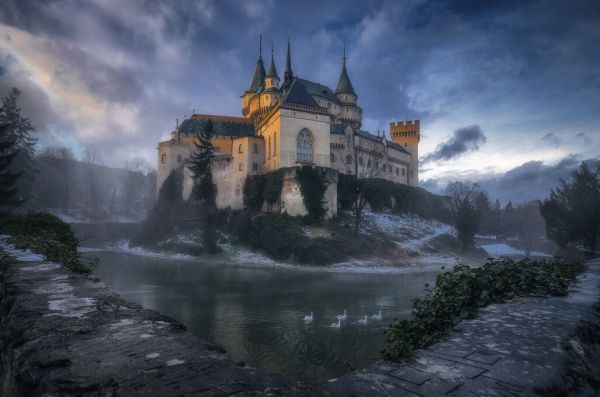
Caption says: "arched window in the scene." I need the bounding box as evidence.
[253,143,258,153]
[330,153,335,163]
[238,143,244,153]
[296,128,313,163]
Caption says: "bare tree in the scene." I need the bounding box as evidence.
[82,145,104,215]
[445,181,482,251]
[344,135,384,235]
[39,146,74,209]
[514,201,546,256]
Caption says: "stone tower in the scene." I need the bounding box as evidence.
[390,120,420,186]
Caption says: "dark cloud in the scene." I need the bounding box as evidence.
[421,155,600,204]
[422,125,486,163]
[576,132,593,145]
[541,132,562,148]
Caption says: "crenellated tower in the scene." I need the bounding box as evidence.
[390,120,420,186]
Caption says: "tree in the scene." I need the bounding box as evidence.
[38,146,74,209]
[503,201,515,238]
[82,145,104,215]
[186,121,219,252]
[540,162,600,255]
[445,181,482,251]
[0,123,23,216]
[0,88,37,203]
[344,133,384,235]
[475,191,493,236]
[514,201,546,256]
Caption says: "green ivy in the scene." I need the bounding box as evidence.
[296,166,327,223]
[383,257,585,360]
[243,175,265,210]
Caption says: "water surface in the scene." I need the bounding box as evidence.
[88,250,437,383]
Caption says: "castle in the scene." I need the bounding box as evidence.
[157,39,420,218]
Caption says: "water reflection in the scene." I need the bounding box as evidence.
[88,251,437,383]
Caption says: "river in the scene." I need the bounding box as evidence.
[85,250,437,383]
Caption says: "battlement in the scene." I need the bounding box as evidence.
[389,120,420,129]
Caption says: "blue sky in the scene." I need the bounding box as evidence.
[0,0,599,203]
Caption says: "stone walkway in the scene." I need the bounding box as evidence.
[1,242,599,396]
[309,259,600,396]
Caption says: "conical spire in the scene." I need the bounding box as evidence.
[248,35,266,92]
[335,44,356,95]
[283,38,294,89]
[266,42,278,78]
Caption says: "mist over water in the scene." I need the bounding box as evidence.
[88,250,437,383]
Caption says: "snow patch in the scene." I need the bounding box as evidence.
[481,244,550,257]
[107,240,193,260]
[146,352,160,359]
[48,296,96,318]
[21,263,61,271]
[166,359,185,366]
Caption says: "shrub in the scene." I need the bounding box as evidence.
[243,175,265,210]
[383,257,585,360]
[2,212,89,274]
[263,169,286,204]
[249,213,303,259]
[296,166,327,223]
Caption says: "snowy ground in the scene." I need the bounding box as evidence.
[481,243,551,258]
[46,208,145,224]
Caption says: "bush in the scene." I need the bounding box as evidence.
[249,213,303,260]
[383,257,585,360]
[1,212,89,273]
[243,175,265,210]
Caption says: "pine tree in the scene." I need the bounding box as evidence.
[540,162,600,255]
[0,88,37,203]
[0,123,23,216]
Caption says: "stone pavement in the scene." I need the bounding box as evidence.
[309,258,600,396]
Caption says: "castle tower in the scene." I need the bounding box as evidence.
[335,46,362,128]
[283,38,294,90]
[242,36,266,117]
[264,43,279,90]
[390,120,420,186]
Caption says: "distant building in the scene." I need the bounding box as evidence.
[157,39,420,217]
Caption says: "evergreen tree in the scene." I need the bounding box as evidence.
[0,123,23,216]
[540,162,600,255]
[0,88,37,203]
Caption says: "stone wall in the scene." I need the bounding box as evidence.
[277,166,338,220]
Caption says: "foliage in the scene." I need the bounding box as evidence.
[0,88,37,203]
[0,123,23,215]
[186,120,215,179]
[446,181,481,251]
[243,175,265,210]
[296,166,327,223]
[263,169,286,204]
[1,212,89,274]
[540,162,600,255]
[384,257,585,360]
[337,174,452,223]
[248,213,303,259]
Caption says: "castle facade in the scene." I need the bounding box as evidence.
[157,39,420,217]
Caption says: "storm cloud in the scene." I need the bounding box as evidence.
[421,125,486,163]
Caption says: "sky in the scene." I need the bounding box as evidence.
[1,0,599,204]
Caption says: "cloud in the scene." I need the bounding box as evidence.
[421,125,486,163]
[541,132,561,148]
[575,132,592,145]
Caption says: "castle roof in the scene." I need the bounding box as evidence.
[266,45,279,79]
[281,78,319,108]
[335,55,356,95]
[357,129,410,154]
[178,114,255,137]
[298,78,341,105]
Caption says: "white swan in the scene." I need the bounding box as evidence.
[371,310,382,320]
[336,309,347,321]
[303,312,313,322]
[358,315,368,325]
[330,317,341,328]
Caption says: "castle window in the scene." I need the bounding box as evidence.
[330,153,335,163]
[253,143,258,153]
[296,128,313,163]
[396,167,399,175]
[346,155,352,165]
[238,143,244,153]
[402,168,406,176]
[161,154,166,164]
[267,137,271,159]
[274,134,277,156]
[253,162,258,171]
[239,162,244,171]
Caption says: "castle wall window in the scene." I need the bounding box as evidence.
[253,143,258,153]
[346,155,352,165]
[402,168,406,176]
[396,167,399,175]
[238,144,244,153]
[330,153,335,163]
[253,163,258,171]
[296,128,313,163]
[161,154,166,164]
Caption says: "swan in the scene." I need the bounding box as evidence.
[303,312,313,322]
[358,315,368,325]
[336,309,347,321]
[371,310,382,320]
[330,317,341,328]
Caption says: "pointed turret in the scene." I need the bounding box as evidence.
[335,46,356,96]
[265,42,280,90]
[248,35,266,92]
[283,38,294,89]
[266,43,278,78]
